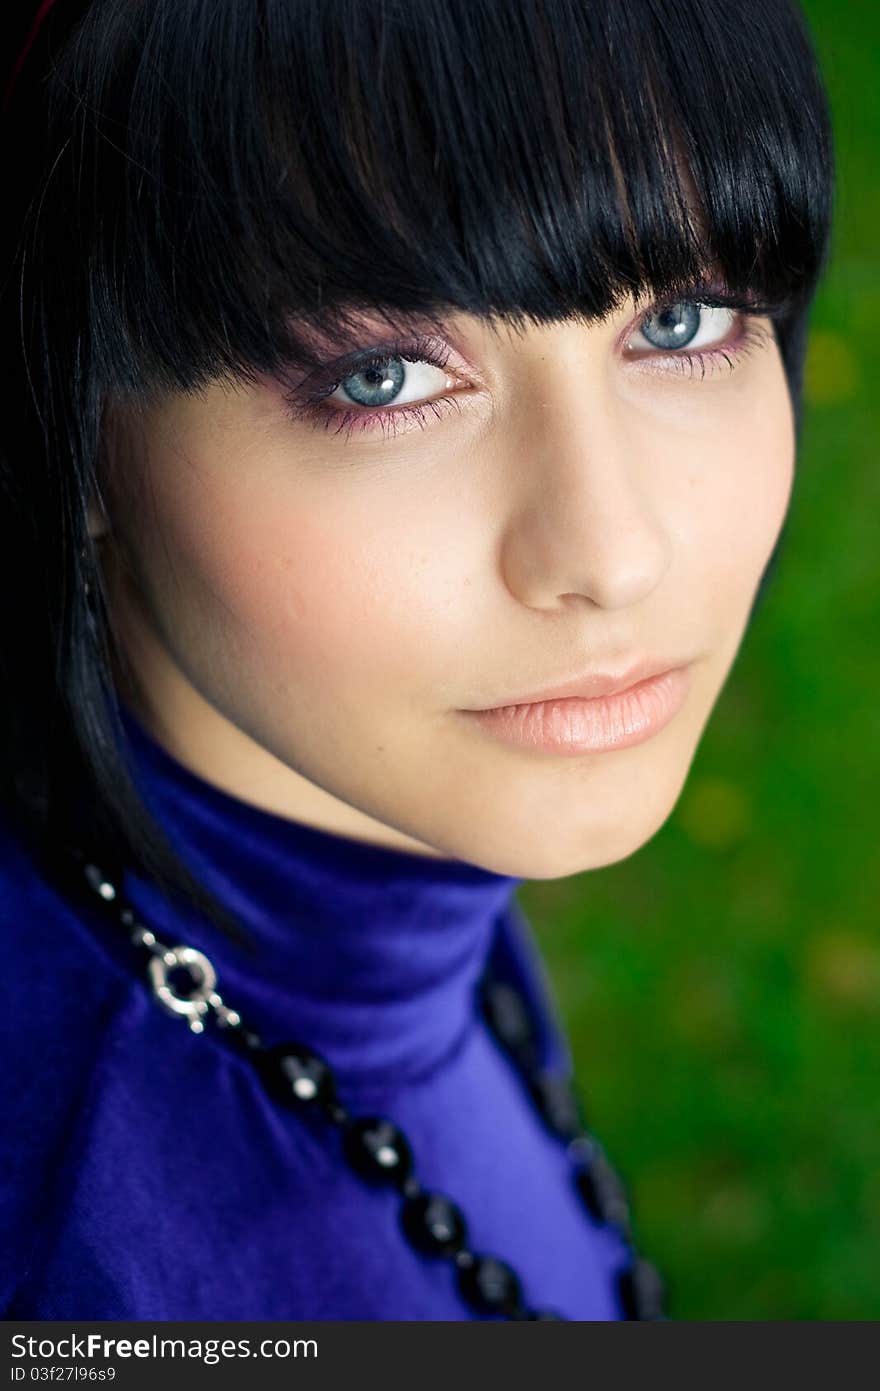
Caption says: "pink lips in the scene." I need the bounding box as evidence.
[462,665,692,755]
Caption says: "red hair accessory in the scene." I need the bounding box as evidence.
[3,0,61,113]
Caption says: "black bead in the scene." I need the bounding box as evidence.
[481,979,540,1071]
[617,1257,666,1321]
[574,1151,632,1236]
[457,1253,523,1316]
[400,1190,467,1256]
[342,1116,414,1187]
[567,1134,601,1167]
[529,1071,584,1140]
[257,1041,337,1108]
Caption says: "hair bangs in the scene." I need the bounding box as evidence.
[34,0,833,400]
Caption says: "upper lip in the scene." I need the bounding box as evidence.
[469,656,690,709]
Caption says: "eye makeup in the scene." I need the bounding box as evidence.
[280,287,785,445]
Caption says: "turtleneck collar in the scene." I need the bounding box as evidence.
[116,704,524,1095]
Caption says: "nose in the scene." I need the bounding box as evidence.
[499,373,672,612]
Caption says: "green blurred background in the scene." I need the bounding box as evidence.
[521,0,879,1320]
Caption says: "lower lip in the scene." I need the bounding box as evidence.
[462,666,692,756]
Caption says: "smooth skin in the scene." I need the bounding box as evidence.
[91,293,794,878]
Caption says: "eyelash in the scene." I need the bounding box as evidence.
[282,301,775,445]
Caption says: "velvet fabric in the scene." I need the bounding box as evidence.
[0,704,632,1319]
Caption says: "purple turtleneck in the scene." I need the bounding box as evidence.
[0,705,631,1319]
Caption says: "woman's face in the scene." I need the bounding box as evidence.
[98,293,794,877]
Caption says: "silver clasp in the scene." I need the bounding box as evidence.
[148,945,219,1033]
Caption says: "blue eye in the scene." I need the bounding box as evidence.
[640,302,702,349]
[337,358,407,408]
[328,353,452,411]
[283,332,468,441]
[634,302,737,354]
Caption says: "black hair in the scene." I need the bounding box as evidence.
[0,0,835,947]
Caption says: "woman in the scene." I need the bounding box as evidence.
[0,0,834,1319]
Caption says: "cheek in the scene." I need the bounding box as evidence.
[676,371,795,609]
[142,460,456,704]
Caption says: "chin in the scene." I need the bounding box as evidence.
[448,817,653,881]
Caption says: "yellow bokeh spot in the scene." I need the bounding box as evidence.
[700,1184,770,1245]
[803,930,880,1011]
[678,777,751,849]
[804,331,860,405]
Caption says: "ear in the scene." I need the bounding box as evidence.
[87,487,111,540]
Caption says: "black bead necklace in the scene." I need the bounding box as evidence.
[65,844,668,1322]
